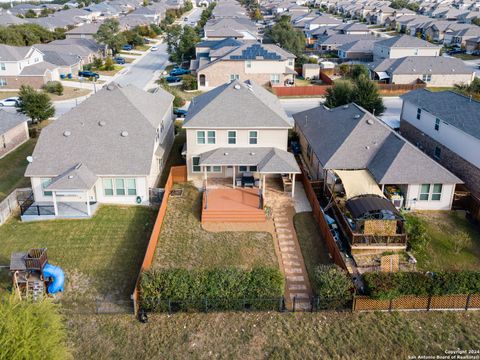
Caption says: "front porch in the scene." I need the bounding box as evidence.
[20,200,99,222]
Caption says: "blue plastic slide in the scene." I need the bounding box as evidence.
[42,262,65,294]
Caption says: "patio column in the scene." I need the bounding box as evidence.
[204,166,207,188]
[52,191,58,216]
[291,173,296,198]
[232,166,236,189]
[262,174,266,198]
[86,191,91,216]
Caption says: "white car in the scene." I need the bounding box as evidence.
[0,97,20,107]
[151,45,158,51]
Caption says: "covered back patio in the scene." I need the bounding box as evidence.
[198,147,301,222]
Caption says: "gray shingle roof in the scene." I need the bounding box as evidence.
[199,147,300,173]
[184,80,291,129]
[375,35,441,49]
[401,89,480,141]
[338,39,377,52]
[369,56,473,75]
[226,42,295,60]
[19,61,57,76]
[293,103,461,184]
[25,83,173,177]
[41,50,81,66]
[46,163,97,190]
[0,110,28,135]
[0,45,33,61]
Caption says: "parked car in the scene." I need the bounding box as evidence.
[173,108,188,117]
[143,38,151,44]
[78,70,100,79]
[0,97,20,107]
[184,17,188,21]
[114,57,126,64]
[122,44,133,51]
[170,68,191,76]
[166,76,182,83]
[151,45,158,51]
[447,48,465,55]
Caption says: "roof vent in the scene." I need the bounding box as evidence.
[63,130,71,137]
[343,104,349,109]
[68,175,74,179]
[353,114,361,119]
[366,118,374,125]
[106,84,116,91]
[224,152,229,156]
[234,84,241,90]
[98,120,106,127]
[250,152,255,155]
[365,145,370,150]
[121,131,129,137]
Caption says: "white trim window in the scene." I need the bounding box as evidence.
[103,178,137,196]
[103,178,114,196]
[0,63,5,71]
[192,156,201,172]
[127,179,137,195]
[419,183,442,201]
[249,130,258,145]
[205,166,222,173]
[270,74,280,84]
[229,74,239,81]
[422,74,431,82]
[416,108,421,120]
[239,165,257,172]
[207,130,216,144]
[228,130,236,144]
[41,178,53,197]
[196,131,206,144]
[246,60,252,69]
[434,118,440,131]
[0,78,7,86]
[115,179,126,196]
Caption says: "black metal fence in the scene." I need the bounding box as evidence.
[142,296,351,314]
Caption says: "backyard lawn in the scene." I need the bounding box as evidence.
[411,211,480,271]
[0,206,156,309]
[0,139,36,201]
[152,183,278,270]
[67,311,480,359]
[294,212,332,291]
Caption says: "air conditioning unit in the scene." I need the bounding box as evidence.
[391,194,404,209]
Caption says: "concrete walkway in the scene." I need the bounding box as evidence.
[272,205,313,310]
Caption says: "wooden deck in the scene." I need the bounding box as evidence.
[202,188,266,223]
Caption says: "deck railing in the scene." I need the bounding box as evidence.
[25,248,48,271]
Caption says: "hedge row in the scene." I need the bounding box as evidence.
[364,271,480,300]
[140,267,284,312]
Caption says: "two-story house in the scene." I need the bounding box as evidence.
[194,41,296,90]
[400,89,480,196]
[183,79,300,198]
[373,35,441,60]
[0,45,60,89]
[22,83,175,221]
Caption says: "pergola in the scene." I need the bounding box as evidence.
[198,147,301,197]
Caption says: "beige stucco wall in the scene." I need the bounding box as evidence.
[392,73,473,86]
[0,122,29,159]
[373,44,440,60]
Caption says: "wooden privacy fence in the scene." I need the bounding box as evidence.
[377,82,426,95]
[272,85,331,97]
[0,188,32,226]
[354,294,480,312]
[299,165,348,271]
[132,165,187,315]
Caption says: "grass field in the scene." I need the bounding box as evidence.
[67,311,480,359]
[294,212,332,292]
[0,206,156,307]
[0,139,36,201]
[96,65,124,77]
[152,183,277,270]
[412,211,480,271]
[48,87,92,101]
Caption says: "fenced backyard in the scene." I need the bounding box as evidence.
[0,188,32,226]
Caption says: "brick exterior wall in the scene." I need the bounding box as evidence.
[0,75,49,90]
[0,122,29,159]
[400,119,480,195]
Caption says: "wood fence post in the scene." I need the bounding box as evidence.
[168,299,172,313]
[466,294,471,311]
[292,296,296,312]
[389,298,393,312]
[205,298,208,313]
[427,296,432,311]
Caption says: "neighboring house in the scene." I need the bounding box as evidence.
[41,50,82,77]
[293,103,461,211]
[368,56,474,86]
[183,79,300,190]
[445,25,480,46]
[203,17,259,40]
[336,22,371,34]
[23,83,175,220]
[0,12,28,26]
[36,38,105,66]
[65,21,102,39]
[0,45,59,90]
[315,34,378,51]
[400,89,480,196]
[0,111,29,159]
[465,36,480,53]
[194,40,296,90]
[373,35,441,60]
[338,39,378,62]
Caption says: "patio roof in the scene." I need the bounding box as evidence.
[46,163,97,191]
[199,147,300,174]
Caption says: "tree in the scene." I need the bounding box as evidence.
[353,74,385,115]
[104,56,114,71]
[252,8,263,21]
[324,80,355,108]
[313,265,352,308]
[351,64,369,80]
[92,56,103,69]
[18,85,55,124]
[452,230,472,254]
[264,15,305,58]
[24,9,37,18]
[404,213,430,253]
[94,19,125,53]
[182,74,197,90]
[170,26,200,63]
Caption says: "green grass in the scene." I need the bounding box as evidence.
[95,65,124,76]
[427,87,455,92]
[0,206,156,308]
[134,44,150,51]
[158,122,186,187]
[0,139,36,201]
[152,183,278,270]
[67,311,480,359]
[412,211,480,271]
[294,212,332,292]
[453,53,480,61]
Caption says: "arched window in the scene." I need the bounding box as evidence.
[199,74,206,87]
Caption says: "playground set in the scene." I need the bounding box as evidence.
[9,248,65,301]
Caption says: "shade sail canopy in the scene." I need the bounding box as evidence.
[334,169,385,200]
[376,71,390,80]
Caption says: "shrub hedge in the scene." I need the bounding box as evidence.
[42,81,63,96]
[140,267,284,312]
[363,271,480,300]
